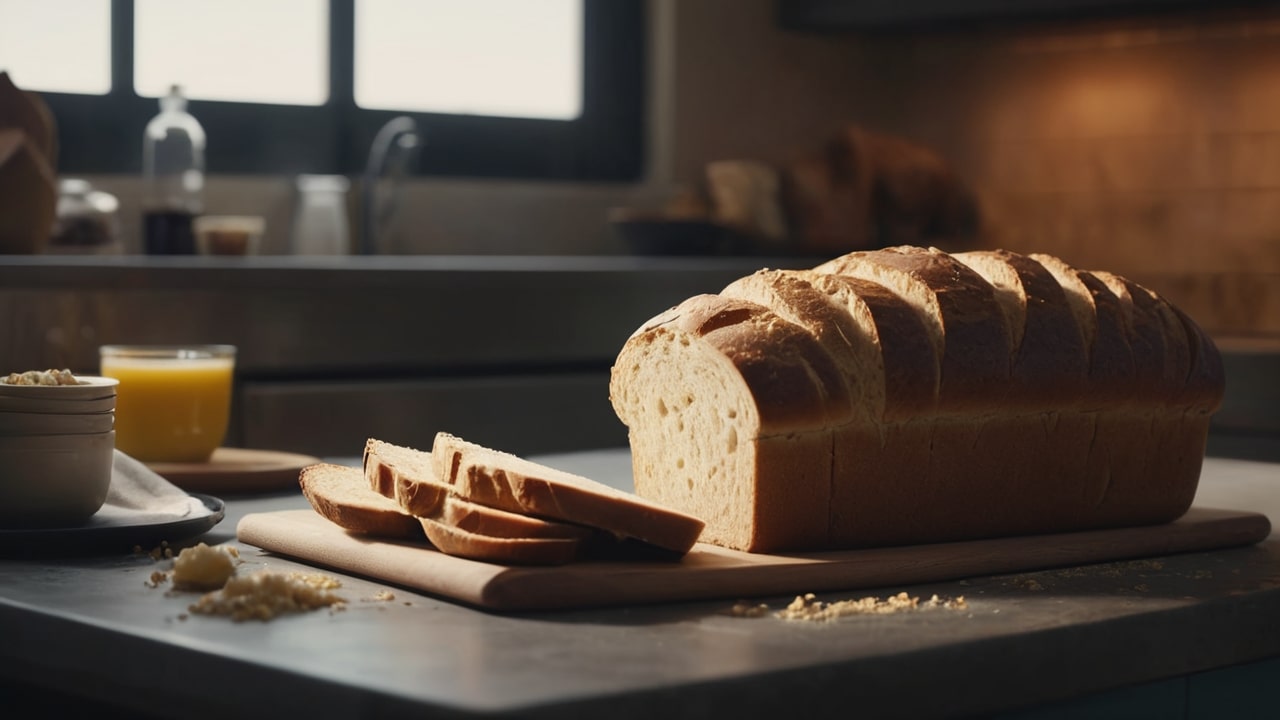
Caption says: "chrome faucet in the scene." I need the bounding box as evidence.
[361,116,421,255]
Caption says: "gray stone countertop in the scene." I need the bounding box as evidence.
[1,449,1279,719]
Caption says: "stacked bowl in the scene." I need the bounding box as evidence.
[0,374,118,527]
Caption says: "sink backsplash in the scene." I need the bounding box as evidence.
[72,174,649,257]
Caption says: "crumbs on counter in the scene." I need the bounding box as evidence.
[728,601,772,618]
[288,571,342,591]
[189,571,346,622]
[731,592,968,622]
[2,368,80,386]
[143,543,346,622]
[1052,558,1166,579]
[135,541,174,561]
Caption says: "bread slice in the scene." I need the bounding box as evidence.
[815,245,1014,410]
[417,517,581,566]
[440,494,594,541]
[1028,252,1136,399]
[364,439,445,512]
[952,249,1089,408]
[364,439,595,541]
[299,463,423,540]
[720,268,869,423]
[429,431,707,555]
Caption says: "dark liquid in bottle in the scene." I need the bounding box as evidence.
[143,209,197,255]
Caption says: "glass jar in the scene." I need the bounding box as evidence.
[290,174,351,255]
[49,178,122,254]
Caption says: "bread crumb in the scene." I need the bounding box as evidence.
[774,592,968,622]
[289,571,340,590]
[171,543,240,591]
[137,540,174,562]
[368,590,395,602]
[189,570,345,622]
[728,601,771,618]
[139,544,344,622]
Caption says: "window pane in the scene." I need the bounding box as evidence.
[134,0,327,105]
[0,0,110,95]
[355,0,582,120]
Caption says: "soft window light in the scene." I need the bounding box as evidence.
[134,0,328,105]
[0,0,111,95]
[355,0,583,120]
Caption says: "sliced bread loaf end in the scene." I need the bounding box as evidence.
[431,431,706,555]
[299,463,423,540]
[365,437,601,541]
[418,517,581,566]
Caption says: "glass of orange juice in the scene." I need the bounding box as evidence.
[99,344,236,463]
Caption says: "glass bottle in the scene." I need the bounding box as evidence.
[142,85,205,254]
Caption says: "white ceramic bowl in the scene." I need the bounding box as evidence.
[0,394,117,415]
[0,409,114,436]
[0,430,115,527]
[0,375,118,401]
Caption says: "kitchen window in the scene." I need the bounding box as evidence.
[0,0,644,181]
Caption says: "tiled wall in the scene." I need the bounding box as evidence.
[876,12,1280,274]
[662,3,1280,338]
[872,10,1280,338]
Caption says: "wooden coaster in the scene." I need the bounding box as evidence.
[146,447,321,495]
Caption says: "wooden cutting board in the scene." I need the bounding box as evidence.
[148,448,320,494]
[237,507,1271,612]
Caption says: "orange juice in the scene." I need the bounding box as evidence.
[99,345,235,463]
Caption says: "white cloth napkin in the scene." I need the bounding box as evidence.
[91,450,210,525]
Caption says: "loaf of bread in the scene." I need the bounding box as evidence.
[609,245,1224,553]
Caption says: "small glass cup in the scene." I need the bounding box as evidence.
[98,344,236,463]
[194,215,264,256]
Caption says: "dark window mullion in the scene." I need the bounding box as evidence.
[110,0,135,98]
[330,0,358,172]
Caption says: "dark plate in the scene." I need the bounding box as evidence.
[0,493,226,557]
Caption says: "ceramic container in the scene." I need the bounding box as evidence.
[0,430,115,527]
[0,409,114,436]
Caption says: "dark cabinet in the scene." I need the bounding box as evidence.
[777,0,1275,30]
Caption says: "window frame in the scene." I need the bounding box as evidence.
[40,0,646,181]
